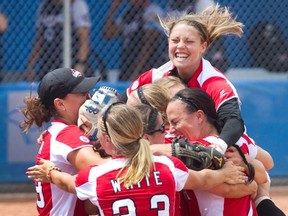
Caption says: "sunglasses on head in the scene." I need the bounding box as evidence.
[102,102,123,136]
[147,123,166,135]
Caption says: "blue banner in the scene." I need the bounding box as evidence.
[0,81,287,182]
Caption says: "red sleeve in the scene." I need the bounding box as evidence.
[75,165,95,187]
[56,125,91,149]
[202,77,237,109]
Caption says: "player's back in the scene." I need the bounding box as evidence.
[75,156,188,216]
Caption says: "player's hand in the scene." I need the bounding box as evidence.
[221,161,247,185]
[26,159,55,182]
[225,146,245,166]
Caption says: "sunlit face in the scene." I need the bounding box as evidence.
[166,100,201,140]
[60,92,89,125]
[168,23,207,81]
[145,113,166,144]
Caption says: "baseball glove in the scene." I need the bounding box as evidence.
[171,139,225,171]
[78,86,120,140]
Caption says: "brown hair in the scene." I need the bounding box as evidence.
[19,95,54,134]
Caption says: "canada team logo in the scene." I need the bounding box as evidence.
[71,69,82,77]
[80,135,90,143]
[131,80,139,91]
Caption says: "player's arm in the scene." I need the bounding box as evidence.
[49,169,76,194]
[225,146,268,185]
[255,145,274,171]
[245,156,267,184]
[26,159,76,194]
[67,146,110,171]
[208,181,258,198]
[217,98,245,148]
[184,161,247,191]
[150,143,172,156]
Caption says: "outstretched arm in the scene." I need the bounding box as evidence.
[255,145,274,171]
[26,159,99,214]
[26,159,76,193]
[49,170,76,194]
[184,161,247,191]
[209,180,258,198]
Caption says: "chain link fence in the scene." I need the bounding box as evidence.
[0,0,287,82]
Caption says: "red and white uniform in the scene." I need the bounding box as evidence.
[128,58,239,111]
[35,120,92,216]
[164,127,176,144]
[180,136,258,216]
[128,58,258,154]
[204,134,258,159]
[75,156,188,216]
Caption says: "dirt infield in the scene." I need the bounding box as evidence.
[0,186,287,216]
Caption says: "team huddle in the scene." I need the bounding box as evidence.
[21,4,285,216]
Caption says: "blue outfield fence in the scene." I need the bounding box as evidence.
[0,81,287,182]
[1,0,287,77]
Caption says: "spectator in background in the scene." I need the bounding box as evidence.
[248,21,288,72]
[0,9,8,81]
[167,0,229,73]
[24,0,91,81]
[103,0,167,81]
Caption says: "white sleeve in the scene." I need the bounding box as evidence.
[71,0,91,28]
[234,134,258,158]
[154,156,189,191]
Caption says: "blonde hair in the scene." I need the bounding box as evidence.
[159,3,243,47]
[155,76,186,97]
[129,83,170,124]
[99,104,153,188]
